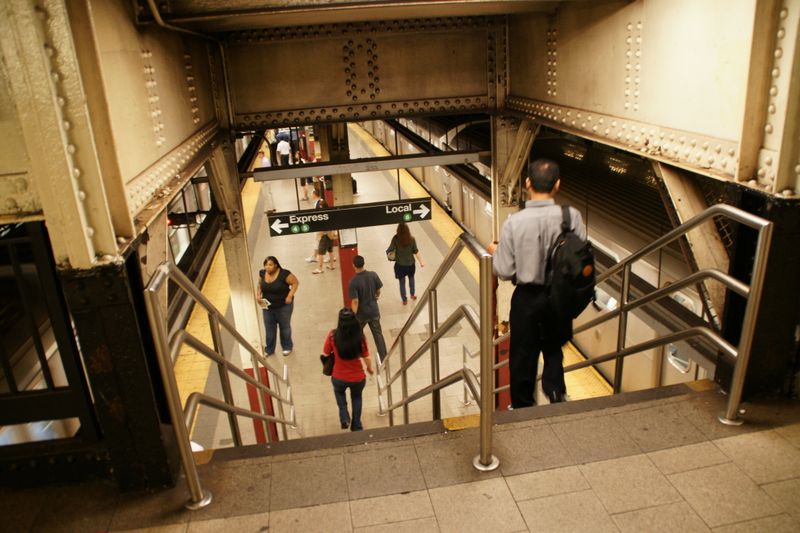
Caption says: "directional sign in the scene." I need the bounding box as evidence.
[267,197,432,237]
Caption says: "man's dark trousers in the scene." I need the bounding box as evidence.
[509,284,566,408]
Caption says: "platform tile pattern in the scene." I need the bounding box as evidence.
[3,390,800,532]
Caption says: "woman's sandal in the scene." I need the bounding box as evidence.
[312,269,323,274]
[326,265,335,270]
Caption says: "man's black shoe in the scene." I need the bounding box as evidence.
[341,421,349,429]
[547,390,565,404]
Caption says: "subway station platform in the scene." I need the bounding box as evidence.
[5,127,798,533]
[184,124,611,448]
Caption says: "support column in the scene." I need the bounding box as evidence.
[318,123,355,207]
[653,162,729,322]
[718,193,800,398]
[205,142,262,360]
[491,116,538,324]
[61,254,180,489]
[318,123,356,307]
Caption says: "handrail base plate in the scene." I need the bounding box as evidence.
[185,490,213,510]
[472,454,500,472]
[718,412,745,426]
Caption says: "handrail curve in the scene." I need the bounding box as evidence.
[144,260,297,510]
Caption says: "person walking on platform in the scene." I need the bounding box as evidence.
[348,255,387,362]
[276,137,291,166]
[323,308,374,431]
[257,256,299,356]
[487,159,586,408]
[295,149,312,201]
[312,229,337,274]
[387,222,425,305]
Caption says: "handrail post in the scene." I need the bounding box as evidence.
[613,264,632,394]
[429,289,441,420]
[400,335,409,424]
[143,285,212,510]
[462,346,471,405]
[275,370,289,440]
[208,313,242,447]
[719,223,773,425]
[385,356,394,426]
[474,253,499,471]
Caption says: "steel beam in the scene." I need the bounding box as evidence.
[247,150,486,182]
[0,0,117,268]
[205,141,244,234]
[653,162,729,319]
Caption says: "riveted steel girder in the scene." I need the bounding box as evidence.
[0,0,117,268]
[135,1,561,32]
[247,150,486,181]
[225,17,496,129]
[506,0,800,197]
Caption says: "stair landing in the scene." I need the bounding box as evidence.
[3,382,799,532]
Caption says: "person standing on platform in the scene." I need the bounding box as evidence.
[295,149,311,201]
[312,229,337,274]
[487,158,586,408]
[348,255,387,362]
[387,222,425,305]
[323,308,374,431]
[276,137,291,166]
[257,256,299,356]
[257,149,276,214]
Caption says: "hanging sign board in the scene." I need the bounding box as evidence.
[267,198,432,237]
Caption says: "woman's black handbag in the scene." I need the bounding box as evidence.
[320,352,334,376]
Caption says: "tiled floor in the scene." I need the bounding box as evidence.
[6,388,800,532]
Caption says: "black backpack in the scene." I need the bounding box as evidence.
[545,206,595,343]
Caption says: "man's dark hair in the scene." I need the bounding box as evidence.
[353,255,365,268]
[528,158,560,193]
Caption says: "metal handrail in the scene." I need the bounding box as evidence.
[376,232,499,472]
[484,204,771,426]
[144,261,297,510]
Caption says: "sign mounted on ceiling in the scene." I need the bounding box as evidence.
[267,198,432,237]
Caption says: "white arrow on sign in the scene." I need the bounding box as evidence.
[271,218,289,234]
[413,204,430,219]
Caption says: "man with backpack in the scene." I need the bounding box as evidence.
[488,159,590,409]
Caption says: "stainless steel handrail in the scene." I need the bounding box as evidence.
[144,261,297,510]
[376,232,499,472]
[484,204,770,426]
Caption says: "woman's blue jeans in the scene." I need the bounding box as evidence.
[394,263,416,302]
[331,377,366,431]
[262,302,293,354]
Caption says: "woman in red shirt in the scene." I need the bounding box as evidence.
[323,308,374,430]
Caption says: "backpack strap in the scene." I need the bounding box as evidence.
[561,205,571,233]
[546,206,573,283]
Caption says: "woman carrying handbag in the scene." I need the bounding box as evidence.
[322,308,374,430]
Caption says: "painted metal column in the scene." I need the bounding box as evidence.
[206,142,268,438]
[61,255,180,489]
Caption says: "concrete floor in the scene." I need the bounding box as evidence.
[4,384,800,532]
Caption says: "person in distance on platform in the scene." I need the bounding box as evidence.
[348,255,388,362]
[312,228,337,274]
[323,308,374,431]
[256,150,276,214]
[257,256,299,356]
[276,137,291,166]
[486,158,586,408]
[387,222,425,305]
[295,149,312,201]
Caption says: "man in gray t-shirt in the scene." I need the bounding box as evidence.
[349,255,387,361]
